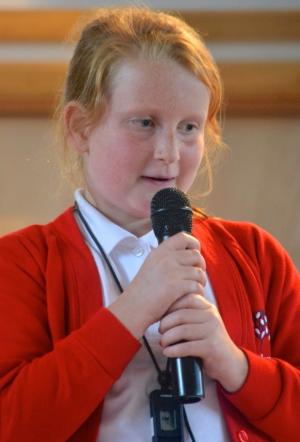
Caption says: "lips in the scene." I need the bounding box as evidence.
[142,176,175,181]
[141,176,176,189]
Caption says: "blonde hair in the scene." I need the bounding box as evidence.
[57,6,223,192]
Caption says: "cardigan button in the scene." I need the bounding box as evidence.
[237,430,249,442]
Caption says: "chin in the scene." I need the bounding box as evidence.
[131,201,151,220]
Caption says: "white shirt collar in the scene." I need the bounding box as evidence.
[74,189,158,256]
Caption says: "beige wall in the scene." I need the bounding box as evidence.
[0,118,72,231]
[193,117,300,269]
[0,116,299,268]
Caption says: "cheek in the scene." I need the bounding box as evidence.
[87,141,144,189]
[185,145,204,172]
[179,145,204,189]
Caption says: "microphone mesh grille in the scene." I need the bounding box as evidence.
[151,188,192,242]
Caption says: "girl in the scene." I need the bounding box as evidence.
[0,7,299,442]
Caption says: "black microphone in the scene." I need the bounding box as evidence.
[151,187,205,403]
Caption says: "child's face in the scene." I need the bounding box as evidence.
[82,57,210,235]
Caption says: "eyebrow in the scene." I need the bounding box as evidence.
[117,108,207,121]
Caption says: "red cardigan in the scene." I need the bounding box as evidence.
[0,208,299,442]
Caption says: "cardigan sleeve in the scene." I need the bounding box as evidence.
[0,230,140,442]
[220,224,300,440]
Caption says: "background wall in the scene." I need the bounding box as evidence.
[0,0,300,9]
[1,117,299,267]
[0,2,300,269]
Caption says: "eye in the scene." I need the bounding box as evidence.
[185,123,196,132]
[178,121,199,134]
[131,118,154,129]
[178,121,199,135]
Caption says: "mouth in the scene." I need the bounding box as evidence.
[142,176,176,185]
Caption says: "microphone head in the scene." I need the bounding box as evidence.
[151,188,193,243]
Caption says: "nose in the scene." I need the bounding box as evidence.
[153,130,180,163]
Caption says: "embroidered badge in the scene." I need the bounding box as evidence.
[253,310,270,357]
[253,310,270,341]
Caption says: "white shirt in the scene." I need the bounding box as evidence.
[74,189,230,442]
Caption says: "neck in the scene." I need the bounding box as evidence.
[82,188,152,237]
[124,218,152,237]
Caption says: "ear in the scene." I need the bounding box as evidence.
[63,101,90,154]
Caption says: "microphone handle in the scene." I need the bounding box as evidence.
[160,234,205,403]
[171,356,205,403]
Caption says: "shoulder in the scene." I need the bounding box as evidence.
[193,214,269,245]
[194,214,281,250]
[193,214,299,282]
[0,207,76,270]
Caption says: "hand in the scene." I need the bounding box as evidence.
[108,232,206,339]
[159,293,249,392]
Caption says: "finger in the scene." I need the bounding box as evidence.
[192,267,207,286]
[176,249,205,269]
[166,280,204,304]
[160,323,207,348]
[176,266,206,286]
[163,341,204,358]
[160,305,211,334]
[199,253,206,271]
[164,232,200,252]
[166,292,209,315]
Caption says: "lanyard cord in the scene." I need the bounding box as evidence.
[73,203,197,442]
[74,203,123,293]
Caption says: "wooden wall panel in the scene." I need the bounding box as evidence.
[0,61,299,117]
[0,62,66,115]
[182,10,300,42]
[0,10,83,42]
[220,62,300,116]
[0,9,299,116]
[0,9,300,42]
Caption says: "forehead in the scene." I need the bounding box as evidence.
[108,57,210,115]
